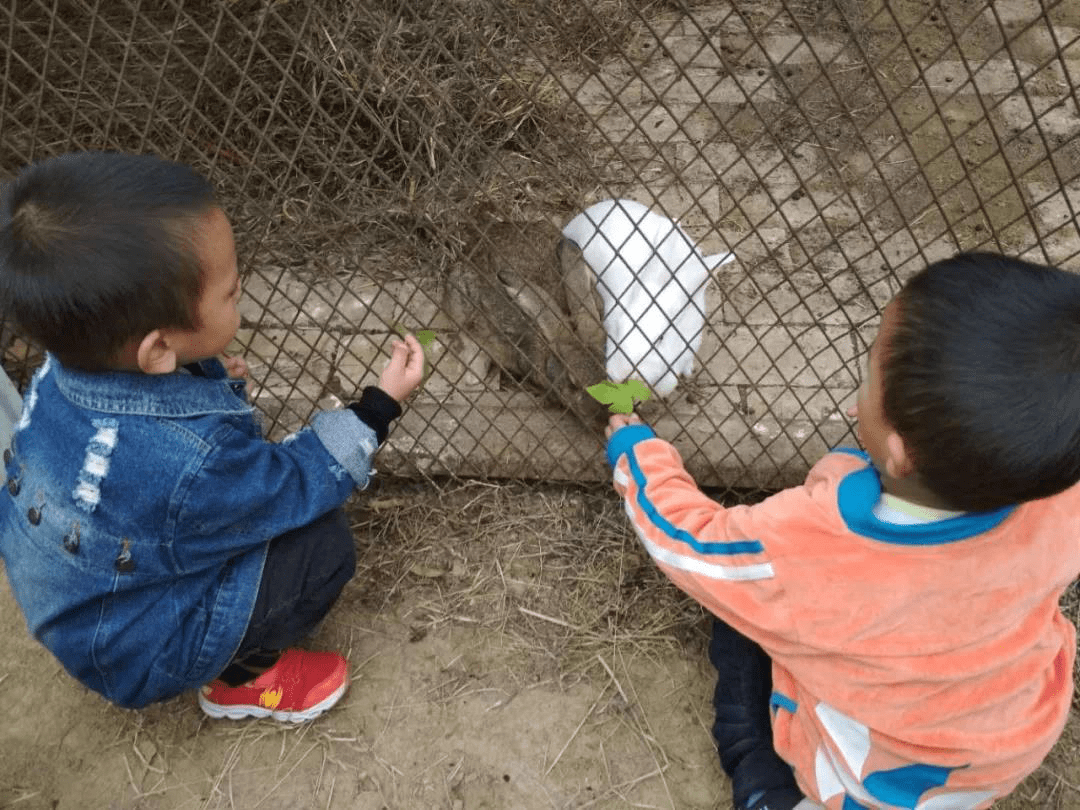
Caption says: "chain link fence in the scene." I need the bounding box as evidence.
[2,0,1078,493]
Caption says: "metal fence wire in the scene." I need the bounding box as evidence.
[3,0,1079,494]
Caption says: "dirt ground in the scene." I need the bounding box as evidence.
[0,481,724,810]
[3,479,1080,810]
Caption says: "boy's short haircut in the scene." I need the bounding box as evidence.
[882,251,1080,512]
[0,151,217,370]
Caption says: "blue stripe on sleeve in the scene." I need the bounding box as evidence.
[625,448,765,556]
[606,423,656,466]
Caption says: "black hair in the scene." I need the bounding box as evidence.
[882,251,1080,511]
[0,151,218,369]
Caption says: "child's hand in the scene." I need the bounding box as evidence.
[606,412,642,440]
[222,354,248,380]
[379,334,425,402]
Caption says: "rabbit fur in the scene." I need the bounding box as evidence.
[561,199,734,397]
[443,223,606,419]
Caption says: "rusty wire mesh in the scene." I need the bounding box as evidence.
[2,0,1079,495]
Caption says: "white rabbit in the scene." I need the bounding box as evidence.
[561,199,734,397]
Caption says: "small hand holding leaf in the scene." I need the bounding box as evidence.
[379,334,425,401]
[393,324,436,381]
[587,379,652,414]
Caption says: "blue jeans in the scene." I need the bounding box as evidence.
[218,507,356,685]
[709,618,804,810]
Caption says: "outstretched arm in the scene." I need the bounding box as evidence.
[605,416,797,640]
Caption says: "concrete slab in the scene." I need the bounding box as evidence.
[920,59,1038,96]
[241,269,441,333]
[369,382,857,490]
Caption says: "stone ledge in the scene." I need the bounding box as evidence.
[259,385,857,491]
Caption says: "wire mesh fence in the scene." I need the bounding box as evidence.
[2,0,1079,494]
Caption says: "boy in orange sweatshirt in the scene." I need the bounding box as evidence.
[606,253,1080,810]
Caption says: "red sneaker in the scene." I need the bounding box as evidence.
[198,649,348,722]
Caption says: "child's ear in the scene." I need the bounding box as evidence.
[884,430,916,479]
[136,329,179,375]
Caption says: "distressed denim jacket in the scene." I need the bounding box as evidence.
[0,355,381,708]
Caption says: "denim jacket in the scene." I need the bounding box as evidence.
[0,355,382,708]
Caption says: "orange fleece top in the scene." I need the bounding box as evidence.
[607,425,1079,810]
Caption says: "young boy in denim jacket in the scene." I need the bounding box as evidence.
[606,253,1080,809]
[0,151,424,721]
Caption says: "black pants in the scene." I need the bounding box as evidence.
[709,618,804,810]
[219,507,357,685]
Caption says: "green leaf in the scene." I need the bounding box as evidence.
[621,379,651,403]
[390,324,434,381]
[586,380,652,414]
[393,324,436,347]
[587,380,621,406]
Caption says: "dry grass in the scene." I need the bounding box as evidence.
[82,477,715,809]
[1,0,651,273]
[340,478,714,684]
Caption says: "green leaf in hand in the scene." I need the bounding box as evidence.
[415,330,437,348]
[587,379,652,414]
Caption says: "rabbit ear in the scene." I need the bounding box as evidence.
[557,237,606,351]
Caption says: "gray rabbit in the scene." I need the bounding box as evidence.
[443,222,606,421]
